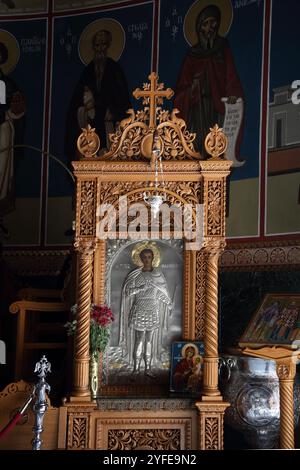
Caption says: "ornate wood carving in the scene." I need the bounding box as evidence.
[206,180,223,236]
[73,160,201,174]
[99,180,201,207]
[78,180,97,236]
[204,417,219,450]
[183,249,195,340]
[196,402,229,450]
[221,242,300,270]
[204,124,227,159]
[67,413,89,449]
[0,380,33,399]
[77,124,100,158]
[98,180,202,237]
[70,75,231,457]
[96,417,192,450]
[195,251,206,340]
[133,71,174,129]
[276,361,296,449]
[103,73,200,161]
[108,428,181,450]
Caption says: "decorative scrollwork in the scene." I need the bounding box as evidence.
[206,180,222,236]
[100,180,201,208]
[195,251,206,340]
[79,180,96,236]
[98,180,201,235]
[108,429,181,450]
[204,124,227,159]
[77,124,100,158]
[103,73,200,161]
[204,417,219,450]
[68,415,88,449]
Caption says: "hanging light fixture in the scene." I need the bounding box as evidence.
[143,132,166,219]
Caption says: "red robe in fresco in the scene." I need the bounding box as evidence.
[174,37,244,158]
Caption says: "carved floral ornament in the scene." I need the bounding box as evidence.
[76,72,228,163]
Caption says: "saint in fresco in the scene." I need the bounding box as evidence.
[65,18,131,159]
[174,1,244,161]
[0,31,25,236]
[118,242,173,378]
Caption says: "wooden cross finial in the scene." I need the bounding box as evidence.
[133,72,174,129]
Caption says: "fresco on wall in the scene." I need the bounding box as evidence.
[266,0,300,235]
[0,0,47,14]
[0,22,46,245]
[159,0,264,237]
[65,18,131,159]
[48,3,153,244]
[54,0,129,10]
[2,0,297,247]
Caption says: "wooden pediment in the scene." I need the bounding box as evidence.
[77,72,201,162]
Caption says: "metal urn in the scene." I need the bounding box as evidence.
[219,353,300,449]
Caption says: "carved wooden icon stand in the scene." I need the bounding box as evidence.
[61,72,232,450]
[243,346,300,449]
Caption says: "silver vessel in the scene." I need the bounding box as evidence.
[219,353,300,449]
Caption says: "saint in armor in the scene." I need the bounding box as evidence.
[118,247,173,377]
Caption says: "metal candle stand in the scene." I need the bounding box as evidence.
[32,355,51,450]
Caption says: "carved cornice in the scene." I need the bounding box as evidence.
[200,160,232,173]
[72,160,201,174]
[221,243,300,270]
[96,398,195,411]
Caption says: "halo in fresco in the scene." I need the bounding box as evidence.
[78,18,125,65]
[0,29,20,74]
[184,0,233,46]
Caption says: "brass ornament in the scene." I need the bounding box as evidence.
[77,125,100,158]
[204,124,228,159]
[131,241,161,267]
